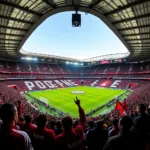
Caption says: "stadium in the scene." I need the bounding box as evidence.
[0,0,150,150]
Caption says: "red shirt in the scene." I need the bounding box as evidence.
[0,124,33,150]
[31,127,56,150]
[17,103,22,118]
[56,106,86,150]
[18,122,37,136]
[18,122,37,131]
[108,127,120,138]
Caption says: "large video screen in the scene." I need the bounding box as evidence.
[100,60,110,64]
[91,62,99,65]
[111,59,122,63]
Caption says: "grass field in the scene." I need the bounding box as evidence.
[28,86,126,117]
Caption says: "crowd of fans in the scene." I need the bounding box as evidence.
[1,60,150,73]
[0,82,150,149]
[0,83,39,117]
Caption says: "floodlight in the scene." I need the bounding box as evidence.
[74,62,79,65]
[26,57,32,60]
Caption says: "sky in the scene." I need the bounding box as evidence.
[22,12,128,60]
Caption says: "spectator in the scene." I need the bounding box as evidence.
[0,119,2,130]
[19,116,25,122]
[104,116,136,150]
[131,104,150,150]
[147,108,150,116]
[18,115,37,136]
[55,120,63,136]
[130,111,135,120]
[73,120,79,128]
[85,120,95,134]
[17,100,22,118]
[86,120,108,150]
[108,119,119,138]
[56,97,86,150]
[49,120,55,131]
[31,114,56,150]
[0,103,33,150]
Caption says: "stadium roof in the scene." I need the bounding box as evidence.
[0,0,150,61]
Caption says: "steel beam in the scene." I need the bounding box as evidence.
[122,32,150,37]
[0,33,24,37]
[130,46,150,48]
[129,43,150,46]
[0,1,41,16]
[105,0,149,16]
[0,25,28,31]
[134,50,150,52]
[0,15,34,24]
[0,50,16,52]
[90,0,103,8]
[135,54,150,55]
[118,24,150,31]
[0,47,16,49]
[126,38,150,41]
[128,41,150,44]
[113,14,150,25]
[43,0,56,8]
[0,38,21,41]
[132,49,150,50]
[0,42,19,45]
[0,47,17,49]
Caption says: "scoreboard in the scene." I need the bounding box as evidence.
[83,58,125,66]
[100,58,124,64]
[111,58,122,63]
[100,60,111,64]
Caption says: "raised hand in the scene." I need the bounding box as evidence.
[18,100,21,105]
[74,97,80,106]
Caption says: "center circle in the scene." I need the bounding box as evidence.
[71,91,84,94]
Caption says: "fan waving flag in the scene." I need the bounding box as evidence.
[115,101,126,116]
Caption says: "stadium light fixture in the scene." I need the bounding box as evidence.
[26,57,32,60]
[21,57,38,61]
[74,62,79,65]
[81,63,83,66]
[66,61,69,64]
[32,58,38,61]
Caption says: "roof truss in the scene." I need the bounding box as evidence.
[113,14,150,25]
[0,15,34,25]
[0,25,28,31]
[0,1,41,16]
[105,0,150,16]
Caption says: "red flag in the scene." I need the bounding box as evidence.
[129,83,137,88]
[115,101,126,116]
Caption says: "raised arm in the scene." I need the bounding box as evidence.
[17,100,22,118]
[74,97,86,129]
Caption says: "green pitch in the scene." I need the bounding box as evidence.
[28,86,126,117]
